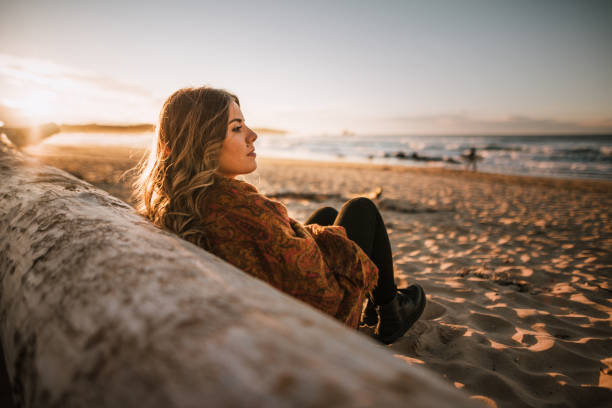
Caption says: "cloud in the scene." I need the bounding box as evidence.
[0,54,152,98]
[0,54,158,125]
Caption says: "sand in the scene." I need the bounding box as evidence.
[21,143,612,408]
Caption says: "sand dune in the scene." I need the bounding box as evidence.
[23,144,612,408]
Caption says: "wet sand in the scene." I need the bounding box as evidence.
[23,144,612,408]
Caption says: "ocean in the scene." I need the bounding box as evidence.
[41,132,612,181]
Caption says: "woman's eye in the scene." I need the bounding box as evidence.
[233,126,242,132]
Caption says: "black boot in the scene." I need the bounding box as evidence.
[373,284,426,345]
[360,296,378,327]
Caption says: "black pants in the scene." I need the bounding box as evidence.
[305,197,397,305]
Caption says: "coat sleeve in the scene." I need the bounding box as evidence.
[300,222,378,292]
[210,187,377,315]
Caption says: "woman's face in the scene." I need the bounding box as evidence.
[217,101,258,178]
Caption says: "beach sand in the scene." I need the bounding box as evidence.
[21,143,612,408]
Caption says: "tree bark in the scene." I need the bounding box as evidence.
[0,135,475,408]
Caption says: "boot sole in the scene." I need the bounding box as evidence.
[376,284,426,345]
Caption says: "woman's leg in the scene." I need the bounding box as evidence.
[305,206,338,226]
[306,200,397,304]
[333,197,397,305]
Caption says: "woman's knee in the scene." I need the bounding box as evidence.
[342,197,378,214]
[320,206,338,213]
[305,206,338,225]
[316,206,338,219]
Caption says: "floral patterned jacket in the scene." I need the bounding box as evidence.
[197,177,379,329]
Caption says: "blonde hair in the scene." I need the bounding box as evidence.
[132,86,238,248]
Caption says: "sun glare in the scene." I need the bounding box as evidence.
[19,90,58,124]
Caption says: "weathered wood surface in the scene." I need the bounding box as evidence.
[0,136,475,408]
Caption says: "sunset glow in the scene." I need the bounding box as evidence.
[1,1,611,134]
[13,91,57,124]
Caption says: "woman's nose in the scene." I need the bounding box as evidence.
[247,127,257,143]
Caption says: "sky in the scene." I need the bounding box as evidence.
[1,0,611,135]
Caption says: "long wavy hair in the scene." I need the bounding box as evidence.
[132,86,238,248]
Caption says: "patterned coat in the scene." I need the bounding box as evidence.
[198,177,379,328]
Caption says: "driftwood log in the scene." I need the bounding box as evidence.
[0,135,475,407]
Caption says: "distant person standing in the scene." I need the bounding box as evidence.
[462,147,481,171]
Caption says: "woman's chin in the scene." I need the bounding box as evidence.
[241,162,257,175]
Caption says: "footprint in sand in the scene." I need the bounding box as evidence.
[421,298,447,320]
[469,312,515,334]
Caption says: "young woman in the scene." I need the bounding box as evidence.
[133,86,426,345]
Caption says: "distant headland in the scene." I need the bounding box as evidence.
[0,122,61,148]
[59,123,155,133]
[0,121,288,148]
[59,123,287,135]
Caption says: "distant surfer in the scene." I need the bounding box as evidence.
[462,147,482,171]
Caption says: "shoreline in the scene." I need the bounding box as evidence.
[25,143,612,194]
[256,156,612,194]
[25,128,612,183]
